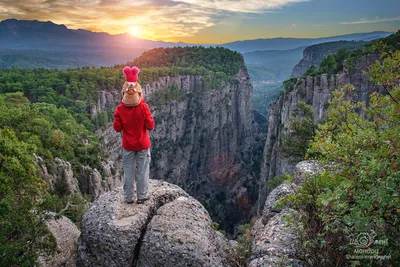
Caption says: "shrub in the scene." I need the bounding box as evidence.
[283,77,298,92]
[225,222,252,267]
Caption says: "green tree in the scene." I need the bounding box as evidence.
[281,101,315,159]
[0,128,56,266]
[52,129,66,149]
[320,54,337,74]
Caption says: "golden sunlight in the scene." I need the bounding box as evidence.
[129,25,141,37]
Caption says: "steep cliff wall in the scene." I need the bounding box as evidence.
[94,66,257,233]
[257,54,381,213]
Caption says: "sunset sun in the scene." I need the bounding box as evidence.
[129,25,141,37]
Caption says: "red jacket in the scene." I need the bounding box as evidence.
[113,98,154,151]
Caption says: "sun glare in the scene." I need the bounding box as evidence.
[129,26,141,37]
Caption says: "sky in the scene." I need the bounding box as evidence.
[0,0,399,44]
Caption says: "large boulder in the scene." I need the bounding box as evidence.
[138,196,228,266]
[38,214,80,267]
[77,179,229,267]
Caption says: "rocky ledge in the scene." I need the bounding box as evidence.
[77,179,229,267]
[249,161,323,266]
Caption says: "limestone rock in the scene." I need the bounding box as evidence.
[35,155,80,195]
[78,180,230,267]
[38,214,80,267]
[293,160,324,185]
[250,209,302,265]
[262,183,296,222]
[78,164,123,200]
[77,180,188,267]
[138,196,228,266]
[88,168,102,198]
[35,153,122,201]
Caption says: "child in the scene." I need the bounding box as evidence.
[113,66,154,204]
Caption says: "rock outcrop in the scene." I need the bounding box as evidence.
[36,155,81,195]
[35,154,122,200]
[77,179,229,267]
[250,161,323,266]
[38,214,80,267]
[257,54,381,213]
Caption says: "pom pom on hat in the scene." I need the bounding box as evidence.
[123,66,140,82]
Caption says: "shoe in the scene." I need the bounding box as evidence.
[126,200,134,204]
[137,197,150,204]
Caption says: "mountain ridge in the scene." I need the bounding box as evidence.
[0,19,392,54]
[0,18,190,52]
[222,31,392,53]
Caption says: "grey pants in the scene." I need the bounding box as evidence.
[123,148,150,202]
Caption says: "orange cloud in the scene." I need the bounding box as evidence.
[0,0,308,42]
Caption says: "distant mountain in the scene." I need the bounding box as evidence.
[222,32,392,53]
[0,18,194,67]
[0,19,189,52]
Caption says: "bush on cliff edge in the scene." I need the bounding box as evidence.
[280,51,400,266]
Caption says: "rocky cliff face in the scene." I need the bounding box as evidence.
[291,41,367,77]
[257,54,381,213]
[91,66,257,233]
[250,161,323,266]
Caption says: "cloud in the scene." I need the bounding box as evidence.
[0,0,309,41]
[291,23,298,27]
[0,0,220,40]
[341,16,400,25]
[171,0,309,13]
